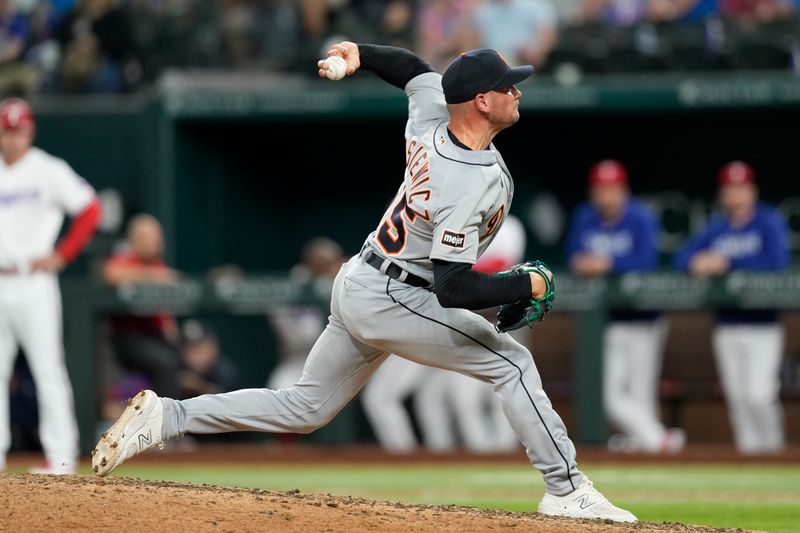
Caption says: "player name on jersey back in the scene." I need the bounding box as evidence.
[364,72,515,286]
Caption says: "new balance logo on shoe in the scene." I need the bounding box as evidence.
[574,494,596,510]
[537,478,637,522]
[138,431,151,450]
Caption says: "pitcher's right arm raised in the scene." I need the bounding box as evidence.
[318,42,446,126]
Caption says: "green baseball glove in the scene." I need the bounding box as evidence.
[495,260,556,333]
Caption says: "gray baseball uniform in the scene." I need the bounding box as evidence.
[161,72,584,496]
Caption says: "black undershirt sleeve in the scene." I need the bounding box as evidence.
[357,44,434,89]
[432,259,532,310]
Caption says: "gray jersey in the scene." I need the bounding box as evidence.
[365,72,514,285]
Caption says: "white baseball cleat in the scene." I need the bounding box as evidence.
[662,427,686,454]
[92,390,164,477]
[537,477,638,523]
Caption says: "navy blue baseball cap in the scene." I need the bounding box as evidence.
[442,49,534,104]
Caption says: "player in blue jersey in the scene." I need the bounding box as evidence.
[567,160,684,454]
[675,161,789,454]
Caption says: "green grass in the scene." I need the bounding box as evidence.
[25,462,800,532]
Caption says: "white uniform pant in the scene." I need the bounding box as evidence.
[443,370,520,453]
[603,319,669,452]
[362,304,525,456]
[361,356,454,453]
[362,356,518,454]
[0,274,79,468]
[712,323,785,454]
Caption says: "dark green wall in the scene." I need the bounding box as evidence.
[172,119,407,271]
[169,108,800,271]
[35,101,154,216]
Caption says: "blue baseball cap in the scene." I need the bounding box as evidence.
[442,49,534,104]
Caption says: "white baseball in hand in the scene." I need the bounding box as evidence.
[324,55,347,81]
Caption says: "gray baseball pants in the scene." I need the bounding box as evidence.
[161,255,584,495]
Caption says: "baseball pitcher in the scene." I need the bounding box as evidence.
[93,43,636,522]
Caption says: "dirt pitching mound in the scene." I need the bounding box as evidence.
[0,473,743,533]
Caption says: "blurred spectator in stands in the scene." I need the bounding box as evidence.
[294,0,357,72]
[178,320,239,399]
[554,0,587,24]
[128,0,224,76]
[127,0,160,75]
[218,0,261,69]
[375,0,415,49]
[102,213,182,399]
[51,0,78,20]
[253,0,302,71]
[416,0,473,72]
[297,0,335,41]
[55,0,141,93]
[23,1,66,93]
[581,0,649,25]
[0,0,39,95]
[0,0,27,66]
[266,237,345,391]
[648,0,719,22]
[462,0,558,69]
[720,0,796,24]
[567,160,684,454]
[333,0,413,44]
[292,0,414,71]
[674,161,789,454]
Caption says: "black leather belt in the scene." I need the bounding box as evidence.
[363,251,430,288]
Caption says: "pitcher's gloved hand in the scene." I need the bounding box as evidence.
[495,260,555,333]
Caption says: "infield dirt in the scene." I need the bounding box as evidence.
[0,473,746,533]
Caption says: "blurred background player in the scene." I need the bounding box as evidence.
[579,0,648,26]
[0,97,102,474]
[178,319,239,399]
[265,237,345,445]
[415,0,474,73]
[266,237,346,392]
[362,215,526,454]
[566,160,684,454]
[361,358,454,453]
[102,213,182,400]
[674,161,790,454]
[461,0,558,69]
